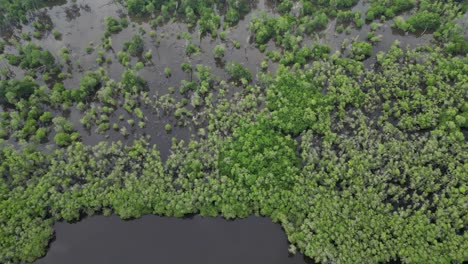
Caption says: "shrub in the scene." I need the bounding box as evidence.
[226,62,251,82]
[105,17,123,35]
[407,11,441,32]
[164,67,172,77]
[351,41,372,60]
[52,30,62,39]
[213,44,225,59]
[125,35,144,56]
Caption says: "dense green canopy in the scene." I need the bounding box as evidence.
[0,0,467,263]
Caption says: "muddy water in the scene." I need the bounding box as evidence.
[1,0,433,157]
[11,0,274,91]
[2,0,278,159]
[309,0,432,68]
[34,215,311,264]
[1,0,439,262]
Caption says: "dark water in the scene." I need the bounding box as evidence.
[311,0,432,68]
[1,0,433,158]
[1,0,278,159]
[1,1,441,263]
[34,215,310,264]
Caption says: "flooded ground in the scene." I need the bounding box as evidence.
[1,0,440,263]
[310,0,433,68]
[0,0,434,158]
[0,0,278,159]
[33,215,312,264]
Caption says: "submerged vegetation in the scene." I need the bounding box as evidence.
[0,0,467,263]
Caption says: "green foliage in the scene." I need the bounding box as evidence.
[20,30,38,41]
[33,31,41,39]
[72,71,104,101]
[393,16,411,32]
[351,41,372,60]
[199,12,220,36]
[366,0,416,21]
[219,119,300,215]
[39,112,53,123]
[85,44,94,54]
[279,44,330,66]
[59,47,70,62]
[0,0,53,28]
[266,66,332,134]
[124,35,144,56]
[34,127,47,142]
[213,44,225,59]
[144,50,152,60]
[0,46,467,264]
[0,1,467,264]
[232,40,241,49]
[52,30,62,39]
[226,62,252,82]
[121,69,147,92]
[219,31,227,41]
[335,0,360,8]
[0,78,38,105]
[164,67,172,77]
[304,12,328,33]
[117,51,130,66]
[53,132,72,146]
[0,140,171,262]
[250,12,294,47]
[104,17,123,35]
[120,17,129,28]
[336,10,359,24]
[225,9,240,26]
[135,61,144,71]
[181,62,192,73]
[123,0,251,32]
[434,22,468,55]
[406,11,441,31]
[6,42,57,73]
[125,0,146,14]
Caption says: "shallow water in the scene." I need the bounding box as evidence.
[33,215,311,264]
[1,0,277,160]
[1,0,434,159]
[1,0,443,262]
[309,0,432,68]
